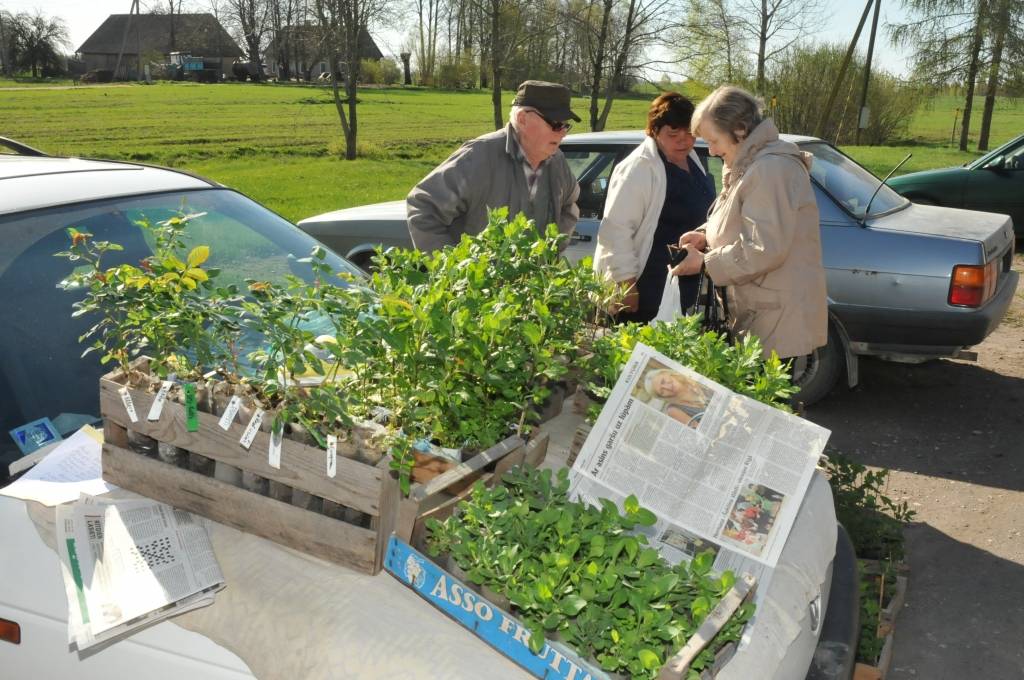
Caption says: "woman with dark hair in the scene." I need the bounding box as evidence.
[593,92,716,323]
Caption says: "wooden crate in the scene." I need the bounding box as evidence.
[99,360,543,574]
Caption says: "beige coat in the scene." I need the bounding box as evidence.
[702,119,828,359]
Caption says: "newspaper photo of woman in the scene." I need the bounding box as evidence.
[633,362,714,429]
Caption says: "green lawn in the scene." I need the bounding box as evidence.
[1,81,1020,222]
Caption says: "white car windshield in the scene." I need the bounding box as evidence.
[804,142,909,218]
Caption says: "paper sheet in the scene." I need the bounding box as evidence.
[0,426,114,505]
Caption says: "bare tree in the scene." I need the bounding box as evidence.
[467,0,529,128]
[145,0,191,50]
[224,0,273,81]
[314,0,393,159]
[415,0,442,84]
[572,0,675,131]
[679,0,751,85]
[268,0,302,80]
[733,0,826,96]
[0,10,14,77]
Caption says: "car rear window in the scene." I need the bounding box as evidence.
[803,142,908,218]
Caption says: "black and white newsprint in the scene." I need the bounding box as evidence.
[569,344,830,585]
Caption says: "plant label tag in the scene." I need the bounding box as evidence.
[119,387,139,423]
[183,383,199,432]
[147,380,173,421]
[218,395,242,430]
[269,425,283,469]
[326,434,337,478]
[240,409,264,450]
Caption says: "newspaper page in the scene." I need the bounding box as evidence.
[56,495,225,652]
[569,343,829,582]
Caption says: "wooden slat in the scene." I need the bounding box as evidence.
[408,473,493,552]
[373,472,400,573]
[410,435,523,503]
[100,378,383,515]
[657,575,756,679]
[102,442,378,573]
[492,442,527,480]
[523,432,549,467]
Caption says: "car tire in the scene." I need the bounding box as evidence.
[792,326,843,407]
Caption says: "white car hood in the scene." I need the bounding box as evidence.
[298,200,407,225]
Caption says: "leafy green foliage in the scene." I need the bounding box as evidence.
[60,208,606,495]
[822,452,915,562]
[426,465,753,679]
[856,560,898,664]
[303,210,606,488]
[55,207,236,381]
[579,316,797,420]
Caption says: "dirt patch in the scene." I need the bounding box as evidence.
[804,253,1024,678]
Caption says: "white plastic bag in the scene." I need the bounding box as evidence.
[652,268,682,324]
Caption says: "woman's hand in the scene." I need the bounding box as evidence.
[670,246,704,276]
[678,230,707,251]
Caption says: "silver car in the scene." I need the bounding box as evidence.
[298,131,1019,403]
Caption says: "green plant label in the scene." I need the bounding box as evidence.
[183,383,199,432]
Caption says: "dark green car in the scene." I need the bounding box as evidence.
[887,132,1024,239]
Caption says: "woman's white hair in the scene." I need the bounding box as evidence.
[692,85,764,143]
[644,368,675,396]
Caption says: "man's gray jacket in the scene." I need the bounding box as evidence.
[406,124,580,252]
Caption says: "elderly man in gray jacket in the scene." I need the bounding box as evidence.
[406,80,581,252]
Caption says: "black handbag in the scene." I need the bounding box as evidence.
[687,264,732,341]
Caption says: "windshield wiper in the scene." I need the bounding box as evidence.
[862,153,912,225]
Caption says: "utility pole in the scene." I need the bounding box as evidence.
[813,0,874,139]
[855,0,881,145]
[114,0,140,80]
[0,11,8,78]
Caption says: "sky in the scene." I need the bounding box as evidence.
[3,0,913,77]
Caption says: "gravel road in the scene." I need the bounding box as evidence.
[804,253,1024,679]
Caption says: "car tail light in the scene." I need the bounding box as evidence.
[0,617,20,645]
[948,261,998,307]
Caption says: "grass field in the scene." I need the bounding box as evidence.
[1,81,1020,222]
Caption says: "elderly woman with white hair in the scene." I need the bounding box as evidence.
[671,85,828,387]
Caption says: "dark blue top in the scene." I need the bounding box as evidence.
[616,152,716,323]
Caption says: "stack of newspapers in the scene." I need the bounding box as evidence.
[56,494,225,652]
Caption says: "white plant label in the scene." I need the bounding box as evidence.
[239,409,264,450]
[119,386,138,423]
[327,434,337,478]
[218,395,242,430]
[147,380,173,421]
[269,426,283,469]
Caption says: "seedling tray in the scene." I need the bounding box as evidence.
[384,536,753,679]
[99,358,541,574]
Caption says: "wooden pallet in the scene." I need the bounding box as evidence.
[99,360,542,574]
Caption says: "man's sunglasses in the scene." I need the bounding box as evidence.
[528,109,572,133]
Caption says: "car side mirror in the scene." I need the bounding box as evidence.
[985,156,1006,171]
